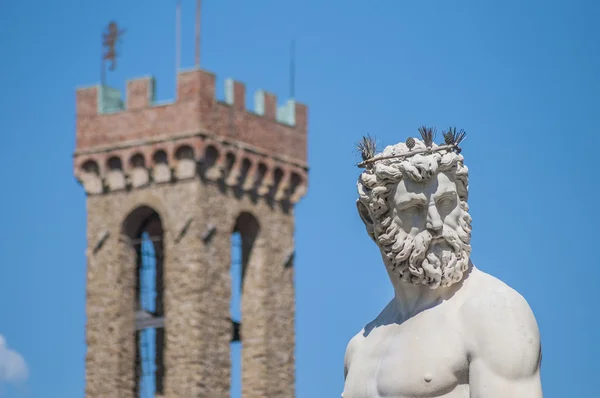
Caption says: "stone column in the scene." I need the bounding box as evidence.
[162,206,205,396]
[265,213,296,398]
[162,181,232,397]
[201,224,234,396]
[163,243,207,397]
[116,235,137,398]
[240,227,271,398]
[84,229,137,397]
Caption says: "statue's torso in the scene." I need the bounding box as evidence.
[342,267,544,398]
[343,301,470,398]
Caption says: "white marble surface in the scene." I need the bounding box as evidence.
[345,139,542,397]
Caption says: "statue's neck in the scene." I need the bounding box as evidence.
[387,261,473,321]
[390,283,449,320]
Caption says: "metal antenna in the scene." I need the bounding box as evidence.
[176,0,181,74]
[195,0,202,66]
[290,39,296,98]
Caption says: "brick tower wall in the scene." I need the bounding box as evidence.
[75,68,307,398]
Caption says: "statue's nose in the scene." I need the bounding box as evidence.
[426,207,443,232]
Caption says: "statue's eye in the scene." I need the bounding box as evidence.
[437,195,455,208]
[401,204,423,212]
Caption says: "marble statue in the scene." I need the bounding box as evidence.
[342,128,542,398]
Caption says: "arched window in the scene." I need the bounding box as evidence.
[123,207,165,398]
[230,212,259,396]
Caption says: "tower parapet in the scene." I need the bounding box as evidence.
[75,68,308,203]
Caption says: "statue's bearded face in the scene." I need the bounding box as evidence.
[383,171,472,288]
[357,139,472,289]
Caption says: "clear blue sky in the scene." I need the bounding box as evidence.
[1,0,599,397]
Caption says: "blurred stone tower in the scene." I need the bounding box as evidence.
[73,42,308,397]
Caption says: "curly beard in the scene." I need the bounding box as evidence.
[380,214,472,289]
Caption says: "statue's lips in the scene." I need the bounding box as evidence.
[428,238,453,255]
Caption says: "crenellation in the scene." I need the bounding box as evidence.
[76,86,99,115]
[126,76,155,110]
[262,91,277,120]
[253,90,265,116]
[294,102,308,133]
[75,69,307,165]
[98,86,123,114]
[224,78,246,111]
[277,99,296,126]
[176,68,216,102]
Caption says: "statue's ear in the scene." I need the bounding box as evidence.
[356,200,375,239]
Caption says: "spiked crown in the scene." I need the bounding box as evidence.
[356,126,467,168]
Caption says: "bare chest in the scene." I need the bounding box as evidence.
[343,317,469,398]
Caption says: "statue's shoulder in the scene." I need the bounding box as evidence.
[460,267,538,323]
[460,267,535,313]
[344,300,395,371]
[343,328,366,378]
[458,267,541,370]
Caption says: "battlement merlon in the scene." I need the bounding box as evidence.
[75,68,308,165]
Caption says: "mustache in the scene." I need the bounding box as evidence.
[393,224,464,265]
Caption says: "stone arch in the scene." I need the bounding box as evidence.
[82,158,101,174]
[119,194,172,238]
[122,205,164,239]
[223,151,236,179]
[241,158,257,191]
[129,153,146,168]
[288,172,303,199]
[224,152,236,173]
[152,149,171,183]
[223,151,237,185]
[174,144,194,159]
[107,156,123,170]
[106,156,126,191]
[121,206,166,397]
[129,153,149,188]
[231,212,260,287]
[152,149,168,165]
[289,171,307,203]
[233,157,252,193]
[203,145,223,180]
[203,145,219,168]
[239,158,252,183]
[79,159,103,194]
[270,167,285,197]
[254,162,268,191]
[174,145,195,179]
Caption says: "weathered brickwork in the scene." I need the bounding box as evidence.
[76,67,307,397]
[75,69,308,165]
